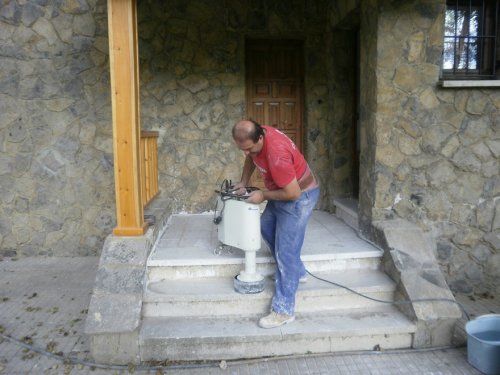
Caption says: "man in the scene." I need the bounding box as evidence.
[232,119,319,329]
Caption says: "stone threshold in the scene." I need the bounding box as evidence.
[333,197,359,217]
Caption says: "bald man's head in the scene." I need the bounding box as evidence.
[232,120,264,143]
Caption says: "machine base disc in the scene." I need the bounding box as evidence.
[233,275,265,294]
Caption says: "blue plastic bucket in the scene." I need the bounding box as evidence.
[466,314,500,375]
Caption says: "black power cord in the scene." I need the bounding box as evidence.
[0,270,471,371]
[305,269,471,321]
[211,180,469,320]
[0,331,215,371]
[0,329,467,372]
[213,179,260,225]
[0,204,470,371]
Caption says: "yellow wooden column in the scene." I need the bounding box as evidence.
[107,0,146,236]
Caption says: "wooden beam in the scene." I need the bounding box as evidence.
[107,0,146,236]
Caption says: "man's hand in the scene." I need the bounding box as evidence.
[232,181,247,196]
[245,190,264,204]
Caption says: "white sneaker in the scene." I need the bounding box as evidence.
[258,310,295,329]
[270,274,308,283]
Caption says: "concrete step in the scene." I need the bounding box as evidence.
[147,255,382,282]
[139,306,416,361]
[143,269,396,318]
[333,198,359,231]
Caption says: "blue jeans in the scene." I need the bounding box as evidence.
[260,187,320,315]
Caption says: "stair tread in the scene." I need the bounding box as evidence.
[141,306,416,341]
[148,212,381,267]
[145,269,395,302]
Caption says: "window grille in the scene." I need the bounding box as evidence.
[442,0,499,79]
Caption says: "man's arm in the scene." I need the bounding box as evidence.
[263,179,301,201]
[233,156,256,194]
[240,155,255,186]
[246,178,301,204]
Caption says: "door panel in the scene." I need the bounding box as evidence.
[277,83,296,98]
[254,83,271,97]
[251,102,265,124]
[282,102,297,129]
[268,102,280,127]
[246,39,304,188]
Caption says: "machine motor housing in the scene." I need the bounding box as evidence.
[217,198,261,251]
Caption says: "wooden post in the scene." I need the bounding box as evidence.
[107,0,146,236]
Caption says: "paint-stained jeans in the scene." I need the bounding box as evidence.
[261,187,320,316]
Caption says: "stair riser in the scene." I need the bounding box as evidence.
[140,332,413,361]
[336,207,359,231]
[147,258,381,282]
[143,291,395,318]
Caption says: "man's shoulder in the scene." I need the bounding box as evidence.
[264,127,289,144]
[265,138,293,163]
[266,132,288,149]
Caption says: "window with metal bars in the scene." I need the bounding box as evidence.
[442,0,499,79]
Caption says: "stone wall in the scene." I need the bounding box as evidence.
[137,0,333,212]
[0,0,113,257]
[359,0,499,296]
[325,28,357,204]
[0,0,338,257]
[325,0,360,205]
[358,0,380,229]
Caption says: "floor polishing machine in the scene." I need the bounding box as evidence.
[213,180,265,294]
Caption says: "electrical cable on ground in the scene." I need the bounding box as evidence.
[0,265,471,372]
[0,331,213,371]
[0,330,467,372]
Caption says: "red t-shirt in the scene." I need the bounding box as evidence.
[251,126,309,191]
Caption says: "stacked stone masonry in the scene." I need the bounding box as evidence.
[355,0,499,297]
[137,0,333,213]
[0,0,335,254]
[0,0,112,257]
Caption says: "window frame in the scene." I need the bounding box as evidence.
[441,0,499,81]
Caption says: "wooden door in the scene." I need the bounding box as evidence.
[245,39,304,187]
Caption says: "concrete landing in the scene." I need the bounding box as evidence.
[149,211,381,267]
